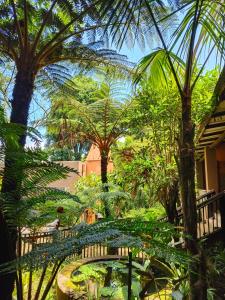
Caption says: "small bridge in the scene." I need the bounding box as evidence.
[19,230,147,262]
[19,190,225,256]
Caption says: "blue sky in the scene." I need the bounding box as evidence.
[28,36,219,148]
[28,43,149,148]
[119,44,150,63]
[29,43,150,123]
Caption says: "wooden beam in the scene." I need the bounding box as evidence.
[200,135,220,141]
[212,110,225,118]
[203,132,223,137]
[205,126,225,134]
[199,141,215,146]
[209,119,225,126]
[206,122,225,129]
[196,148,204,151]
[210,131,225,148]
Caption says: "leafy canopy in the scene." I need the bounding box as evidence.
[47,80,130,154]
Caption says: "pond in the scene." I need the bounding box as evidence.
[70,258,170,299]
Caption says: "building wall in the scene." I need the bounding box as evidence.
[197,142,225,193]
[84,144,114,177]
[216,143,225,191]
[49,145,114,192]
[216,143,225,161]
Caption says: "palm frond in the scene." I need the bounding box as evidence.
[0,218,188,273]
[134,48,185,86]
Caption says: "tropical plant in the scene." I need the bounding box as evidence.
[0,106,85,299]
[0,108,40,299]
[134,3,224,296]
[112,80,180,222]
[71,258,175,299]
[74,173,102,193]
[46,75,100,160]
[204,243,225,299]
[97,0,224,297]
[112,137,154,199]
[0,148,83,300]
[47,80,130,216]
[75,177,131,218]
[0,109,38,298]
[113,136,180,223]
[0,1,128,296]
[0,0,125,148]
[1,217,188,299]
[116,70,218,223]
[124,205,166,221]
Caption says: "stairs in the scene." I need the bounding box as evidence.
[161,190,225,244]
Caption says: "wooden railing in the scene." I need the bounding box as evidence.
[165,191,225,240]
[20,232,146,261]
[196,192,223,237]
[20,191,225,256]
[82,245,145,260]
[196,190,216,206]
[19,228,74,256]
[159,191,216,223]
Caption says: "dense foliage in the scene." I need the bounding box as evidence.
[0,0,224,299]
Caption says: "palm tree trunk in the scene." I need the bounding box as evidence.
[164,180,179,225]
[0,69,35,300]
[101,151,108,188]
[100,150,110,217]
[179,94,207,300]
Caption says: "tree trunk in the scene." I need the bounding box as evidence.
[127,251,132,300]
[164,179,179,225]
[179,94,207,299]
[0,69,35,300]
[104,267,113,287]
[100,149,111,217]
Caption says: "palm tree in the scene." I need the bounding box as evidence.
[98,0,225,298]
[135,3,224,294]
[47,81,130,217]
[46,75,100,160]
[0,1,127,297]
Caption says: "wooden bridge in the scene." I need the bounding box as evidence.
[19,190,225,256]
[19,229,146,260]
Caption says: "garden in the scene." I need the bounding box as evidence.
[0,1,225,300]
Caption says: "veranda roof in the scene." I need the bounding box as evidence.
[196,100,225,158]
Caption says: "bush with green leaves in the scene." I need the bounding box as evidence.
[0,137,84,299]
[1,213,190,299]
[75,178,132,218]
[125,205,166,221]
[0,146,189,300]
[205,244,225,299]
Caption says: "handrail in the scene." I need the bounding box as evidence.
[159,190,219,222]
[175,190,216,217]
[197,190,215,200]
[19,191,225,255]
[196,191,225,210]
[21,227,71,238]
[175,191,225,218]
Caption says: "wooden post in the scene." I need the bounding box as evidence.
[128,251,132,300]
[220,193,225,245]
[204,147,219,192]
